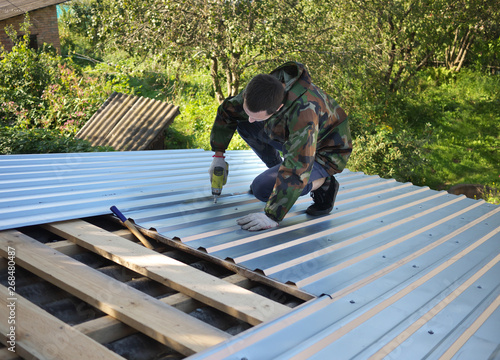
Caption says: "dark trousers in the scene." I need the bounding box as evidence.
[237,121,330,202]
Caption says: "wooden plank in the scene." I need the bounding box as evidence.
[46,240,86,256]
[43,237,251,344]
[76,274,250,344]
[0,230,230,356]
[46,220,291,326]
[0,284,125,360]
[75,316,135,345]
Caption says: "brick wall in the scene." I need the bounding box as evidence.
[0,5,61,52]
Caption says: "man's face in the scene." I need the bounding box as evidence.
[243,101,274,123]
[243,100,283,123]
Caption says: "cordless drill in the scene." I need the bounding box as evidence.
[211,162,228,203]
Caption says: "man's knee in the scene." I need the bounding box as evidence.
[250,178,273,202]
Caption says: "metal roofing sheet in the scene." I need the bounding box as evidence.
[0,149,264,230]
[1,149,499,359]
[76,92,180,151]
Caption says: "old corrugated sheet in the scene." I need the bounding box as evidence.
[0,0,68,21]
[1,149,498,359]
[76,92,180,150]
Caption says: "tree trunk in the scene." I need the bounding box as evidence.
[454,29,474,72]
[390,32,415,91]
[446,27,475,72]
[226,53,240,97]
[210,57,225,104]
[383,14,396,86]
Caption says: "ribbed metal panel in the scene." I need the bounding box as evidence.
[0,149,265,231]
[76,92,180,151]
[1,149,498,359]
[185,190,500,359]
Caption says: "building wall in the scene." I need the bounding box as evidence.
[0,5,61,52]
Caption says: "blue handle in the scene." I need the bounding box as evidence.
[110,206,127,222]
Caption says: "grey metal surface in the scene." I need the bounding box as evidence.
[1,149,499,359]
[0,149,266,230]
[187,199,500,359]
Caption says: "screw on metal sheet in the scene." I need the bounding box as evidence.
[412,265,419,268]
[382,255,386,258]
[428,330,434,335]
[477,285,483,289]
[350,300,356,304]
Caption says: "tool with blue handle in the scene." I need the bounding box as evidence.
[110,206,154,249]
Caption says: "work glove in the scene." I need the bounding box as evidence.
[208,155,228,185]
[237,213,278,231]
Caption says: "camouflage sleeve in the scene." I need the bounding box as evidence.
[315,105,352,175]
[210,93,247,152]
[264,106,318,222]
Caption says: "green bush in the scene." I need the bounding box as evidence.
[39,61,132,133]
[348,123,431,185]
[0,17,134,154]
[165,71,249,151]
[0,32,59,126]
[0,42,131,133]
[0,127,112,154]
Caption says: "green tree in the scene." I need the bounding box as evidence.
[58,0,104,58]
[0,16,60,127]
[72,0,336,102]
[323,0,500,92]
[442,0,500,71]
[1,15,132,132]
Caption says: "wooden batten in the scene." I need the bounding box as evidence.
[45,219,291,326]
[0,230,230,356]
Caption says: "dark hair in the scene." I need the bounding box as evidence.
[243,74,285,115]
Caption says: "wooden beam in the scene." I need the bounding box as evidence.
[76,274,250,344]
[43,237,252,344]
[45,220,291,326]
[0,230,230,356]
[0,284,125,360]
[75,316,135,345]
[46,240,86,256]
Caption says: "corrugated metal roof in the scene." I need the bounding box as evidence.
[1,149,499,359]
[0,149,263,230]
[0,0,68,21]
[76,92,180,151]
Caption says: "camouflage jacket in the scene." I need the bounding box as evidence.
[210,61,352,222]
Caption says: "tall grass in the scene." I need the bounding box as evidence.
[402,68,500,190]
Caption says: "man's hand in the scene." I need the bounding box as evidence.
[237,213,278,231]
[208,155,228,184]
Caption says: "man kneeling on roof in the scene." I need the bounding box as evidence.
[209,61,353,231]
